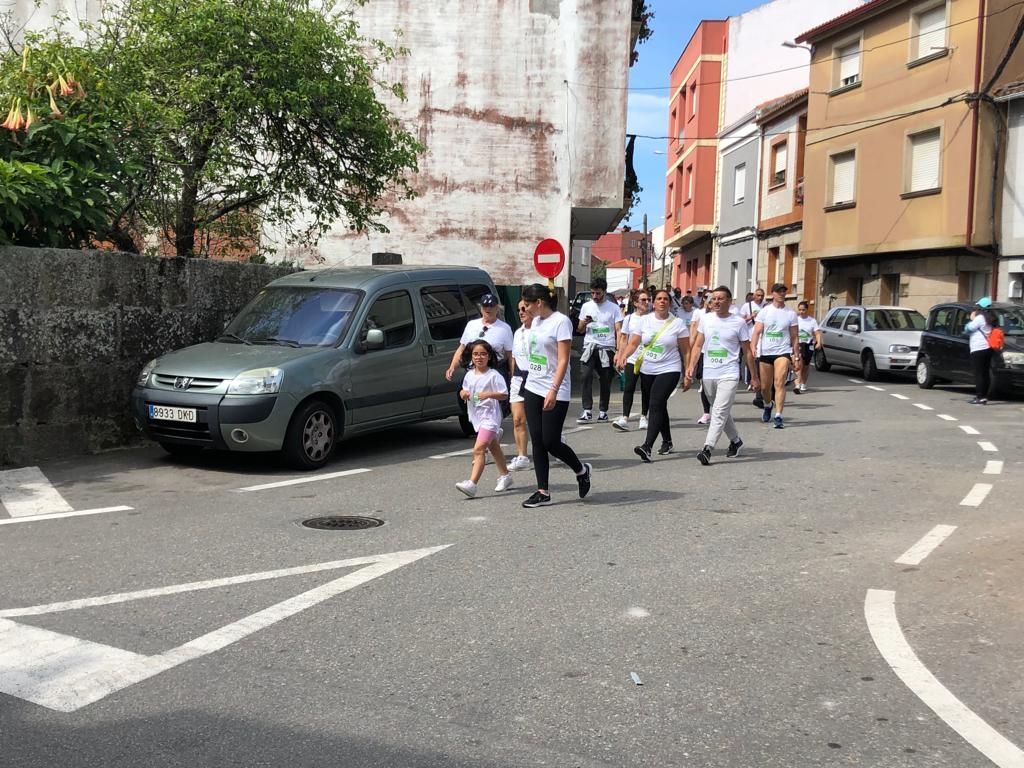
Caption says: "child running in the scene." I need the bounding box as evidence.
[455,339,513,498]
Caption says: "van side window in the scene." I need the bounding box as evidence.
[362,291,416,349]
[826,309,848,329]
[931,307,955,336]
[421,286,467,341]
[461,284,491,313]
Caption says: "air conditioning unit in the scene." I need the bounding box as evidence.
[1010,279,1023,300]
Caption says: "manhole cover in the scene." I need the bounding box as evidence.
[301,516,384,530]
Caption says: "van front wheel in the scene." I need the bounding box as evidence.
[283,399,338,470]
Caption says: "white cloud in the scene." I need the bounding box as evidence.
[626,93,670,138]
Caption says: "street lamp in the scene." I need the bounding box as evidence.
[781,40,812,51]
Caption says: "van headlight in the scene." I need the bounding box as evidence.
[889,345,912,354]
[228,368,284,395]
[1002,351,1024,367]
[136,359,157,387]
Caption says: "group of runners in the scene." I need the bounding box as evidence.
[451,279,824,508]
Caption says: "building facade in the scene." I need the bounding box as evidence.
[716,114,761,297]
[996,83,1024,303]
[796,0,1024,314]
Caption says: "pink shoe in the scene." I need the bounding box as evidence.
[697,413,710,425]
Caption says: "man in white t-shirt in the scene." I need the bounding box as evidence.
[749,282,800,429]
[576,277,623,422]
[739,287,766,327]
[685,285,759,465]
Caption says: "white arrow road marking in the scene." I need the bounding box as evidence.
[895,525,957,566]
[0,467,73,517]
[865,590,1024,767]
[0,546,449,712]
[0,506,134,527]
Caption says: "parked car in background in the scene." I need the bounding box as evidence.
[132,266,496,469]
[915,301,1024,397]
[814,305,926,380]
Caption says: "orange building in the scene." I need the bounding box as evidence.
[591,228,653,271]
[796,0,1024,313]
[663,20,728,294]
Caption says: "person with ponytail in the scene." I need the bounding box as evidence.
[518,284,592,508]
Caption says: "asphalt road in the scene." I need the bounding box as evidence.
[1,370,1022,767]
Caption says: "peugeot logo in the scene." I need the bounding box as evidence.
[173,377,193,390]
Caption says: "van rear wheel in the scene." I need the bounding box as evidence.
[283,399,338,470]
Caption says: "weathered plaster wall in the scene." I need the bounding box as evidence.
[271,0,629,291]
[0,248,297,466]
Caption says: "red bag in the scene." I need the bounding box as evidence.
[987,327,1005,350]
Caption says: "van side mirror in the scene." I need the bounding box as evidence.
[364,328,385,351]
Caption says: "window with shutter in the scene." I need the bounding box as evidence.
[913,5,946,60]
[830,151,856,205]
[733,163,746,204]
[771,142,788,186]
[837,42,860,88]
[908,129,941,192]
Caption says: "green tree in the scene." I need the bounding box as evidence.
[1,0,422,256]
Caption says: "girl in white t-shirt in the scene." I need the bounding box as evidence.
[507,300,533,470]
[612,288,651,432]
[455,340,513,498]
[794,301,822,394]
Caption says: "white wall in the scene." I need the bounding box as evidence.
[723,0,867,128]
[760,109,803,221]
[5,0,102,41]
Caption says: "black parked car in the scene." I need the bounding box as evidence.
[915,302,1024,397]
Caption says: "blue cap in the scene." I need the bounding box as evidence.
[479,293,499,306]
[977,296,992,308]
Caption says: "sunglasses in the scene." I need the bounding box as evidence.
[478,326,488,337]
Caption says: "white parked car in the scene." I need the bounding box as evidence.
[814,305,925,380]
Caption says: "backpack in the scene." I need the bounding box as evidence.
[987,327,1005,350]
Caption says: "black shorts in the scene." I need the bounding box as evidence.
[798,343,813,364]
[759,354,792,366]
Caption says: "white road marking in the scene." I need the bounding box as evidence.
[960,483,993,507]
[938,414,958,421]
[848,378,864,384]
[0,467,73,517]
[866,385,885,391]
[983,461,1004,476]
[913,403,934,411]
[891,393,910,400]
[0,546,449,711]
[959,426,980,435]
[865,590,1024,767]
[978,441,999,452]
[626,607,650,618]
[0,506,134,527]
[895,525,958,566]
[236,468,371,492]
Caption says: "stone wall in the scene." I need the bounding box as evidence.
[0,247,298,466]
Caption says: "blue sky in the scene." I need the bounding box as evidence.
[623,0,767,236]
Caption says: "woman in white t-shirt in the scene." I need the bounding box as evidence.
[612,288,651,432]
[794,301,822,394]
[519,284,592,509]
[445,293,514,382]
[507,300,533,471]
[620,289,689,462]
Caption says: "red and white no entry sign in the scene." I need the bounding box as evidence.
[533,238,566,280]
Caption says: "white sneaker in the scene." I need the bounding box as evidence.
[577,410,593,423]
[799,383,807,392]
[638,415,649,430]
[697,413,710,425]
[455,480,477,498]
[612,416,630,431]
[495,473,514,492]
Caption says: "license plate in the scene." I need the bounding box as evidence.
[148,404,197,422]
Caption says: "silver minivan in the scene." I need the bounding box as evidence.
[131,266,496,469]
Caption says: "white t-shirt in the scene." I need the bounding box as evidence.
[633,313,688,375]
[462,367,507,432]
[524,311,573,401]
[740,300,765,325]
[797,316,820,345]
[675,307,694,326]
[579,298,623,349]
[460,318,514,361]
[511,325,531,373]
[697,313,751,380]
[755,304,798,356]
[621,312,648,365]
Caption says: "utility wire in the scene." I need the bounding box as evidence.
[577,0,1024,93]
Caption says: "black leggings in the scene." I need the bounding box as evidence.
[622,366,649,418]
[695,355,711,413]
[581,353,615,412]
[971,349,993,399]
[524,390,583,489]
[640,371,681,449]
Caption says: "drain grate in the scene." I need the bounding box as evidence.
[301,516,384,531]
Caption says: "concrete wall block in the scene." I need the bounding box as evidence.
[0,366,27,424]
[26,308,120,364]
[0,308,27,364]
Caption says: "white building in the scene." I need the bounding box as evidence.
[997,82,1024,303]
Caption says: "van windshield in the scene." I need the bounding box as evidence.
[223,288,361,347]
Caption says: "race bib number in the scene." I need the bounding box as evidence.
[529,353,548,374]
[591,325,611,341]
[707,348,728,366]
[799,330,810,341]
[645,344,665,362]
[765,328,784,340]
